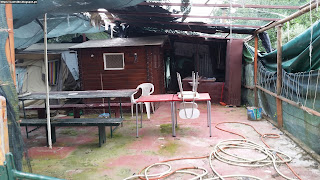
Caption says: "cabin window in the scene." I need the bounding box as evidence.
[103,53,124,70]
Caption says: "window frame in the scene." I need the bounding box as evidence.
[103,53,125,70]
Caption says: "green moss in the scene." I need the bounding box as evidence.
[160,124,179,134]
[60,128,78,136]
[117,168,132,178]
[107,132,123,139]
[29,121,139,179]
[159,123,194,136]
[158,141,179,155]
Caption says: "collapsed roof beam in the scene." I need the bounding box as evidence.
[135,23,218,34]
[139,2,301,9]
[117,20,256,35]
[114,18,261,29]
[108,11,281,21]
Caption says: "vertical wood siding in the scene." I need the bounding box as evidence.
[78,45,165,96]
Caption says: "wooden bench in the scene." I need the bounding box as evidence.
[24,103,132,118]
[20,118,123,147]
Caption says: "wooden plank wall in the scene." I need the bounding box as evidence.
[78,46,165,97]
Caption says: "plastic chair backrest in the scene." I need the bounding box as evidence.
[137,83,154,96]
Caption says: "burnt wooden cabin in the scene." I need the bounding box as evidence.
[70,35,169,99]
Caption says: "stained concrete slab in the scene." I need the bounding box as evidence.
[22,103,320,179]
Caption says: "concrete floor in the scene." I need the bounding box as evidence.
[22,103,320,179]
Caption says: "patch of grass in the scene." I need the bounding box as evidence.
[158,141,179,155]
[160,124,179,134]
[29,129,138,179]
[160,123,193,136]
[107,132,123,139]
[59,128,78,136]
[117,168,132,177]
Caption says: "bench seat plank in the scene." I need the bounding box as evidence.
[20,118,123,147]
[24,103,131,110]
[20,118,123,126]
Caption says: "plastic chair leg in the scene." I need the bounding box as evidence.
[131,103,134,117]
[144,102,151,119]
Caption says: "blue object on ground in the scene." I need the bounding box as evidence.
[99,113,110,118]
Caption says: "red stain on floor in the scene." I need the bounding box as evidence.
[28,146,76,159]
[106,154,160,168]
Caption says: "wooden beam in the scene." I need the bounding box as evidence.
[256,1,320,33]
[108,11,281,21]
[254,35,258,107]
[5,4,16,86]
[276,25,283,128]
[139,2,300,9]
[257,85,320,117]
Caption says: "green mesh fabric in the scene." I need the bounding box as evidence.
[244,20,320,73]
[242,40,320,154]
[0,4,24,170]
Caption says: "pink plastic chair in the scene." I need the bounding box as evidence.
[131,83,155,119]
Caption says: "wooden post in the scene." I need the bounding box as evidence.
[5,4,16,85]
[254,35,258,107]
[0,96,9,165]
[276,25,283,128]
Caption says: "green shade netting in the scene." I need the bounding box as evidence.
[244,20,320,73]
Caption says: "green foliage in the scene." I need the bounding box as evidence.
[243,0,319,52]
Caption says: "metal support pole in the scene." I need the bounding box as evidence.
[44,13,52,149]
[254,35,259,107]
[276,25,283,128]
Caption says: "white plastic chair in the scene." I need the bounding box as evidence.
[131,83,155,119]
[179,102,200,119]
[177,72,200,119]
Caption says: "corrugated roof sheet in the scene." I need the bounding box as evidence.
[23,43,79,52]
[70,35,168,49]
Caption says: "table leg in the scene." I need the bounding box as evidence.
[207,100,212,137]
[171,102,176,137]
[98,125,106,147]
[140,102,143,128]
[119,98,123,118]
[136,103,139,138]
[175,101,178,128]
[22,100,29,138]
[108,98,111,117]
[119,98,123,127]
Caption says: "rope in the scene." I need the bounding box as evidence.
[125,122,302,180]
[304,0,313,107]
